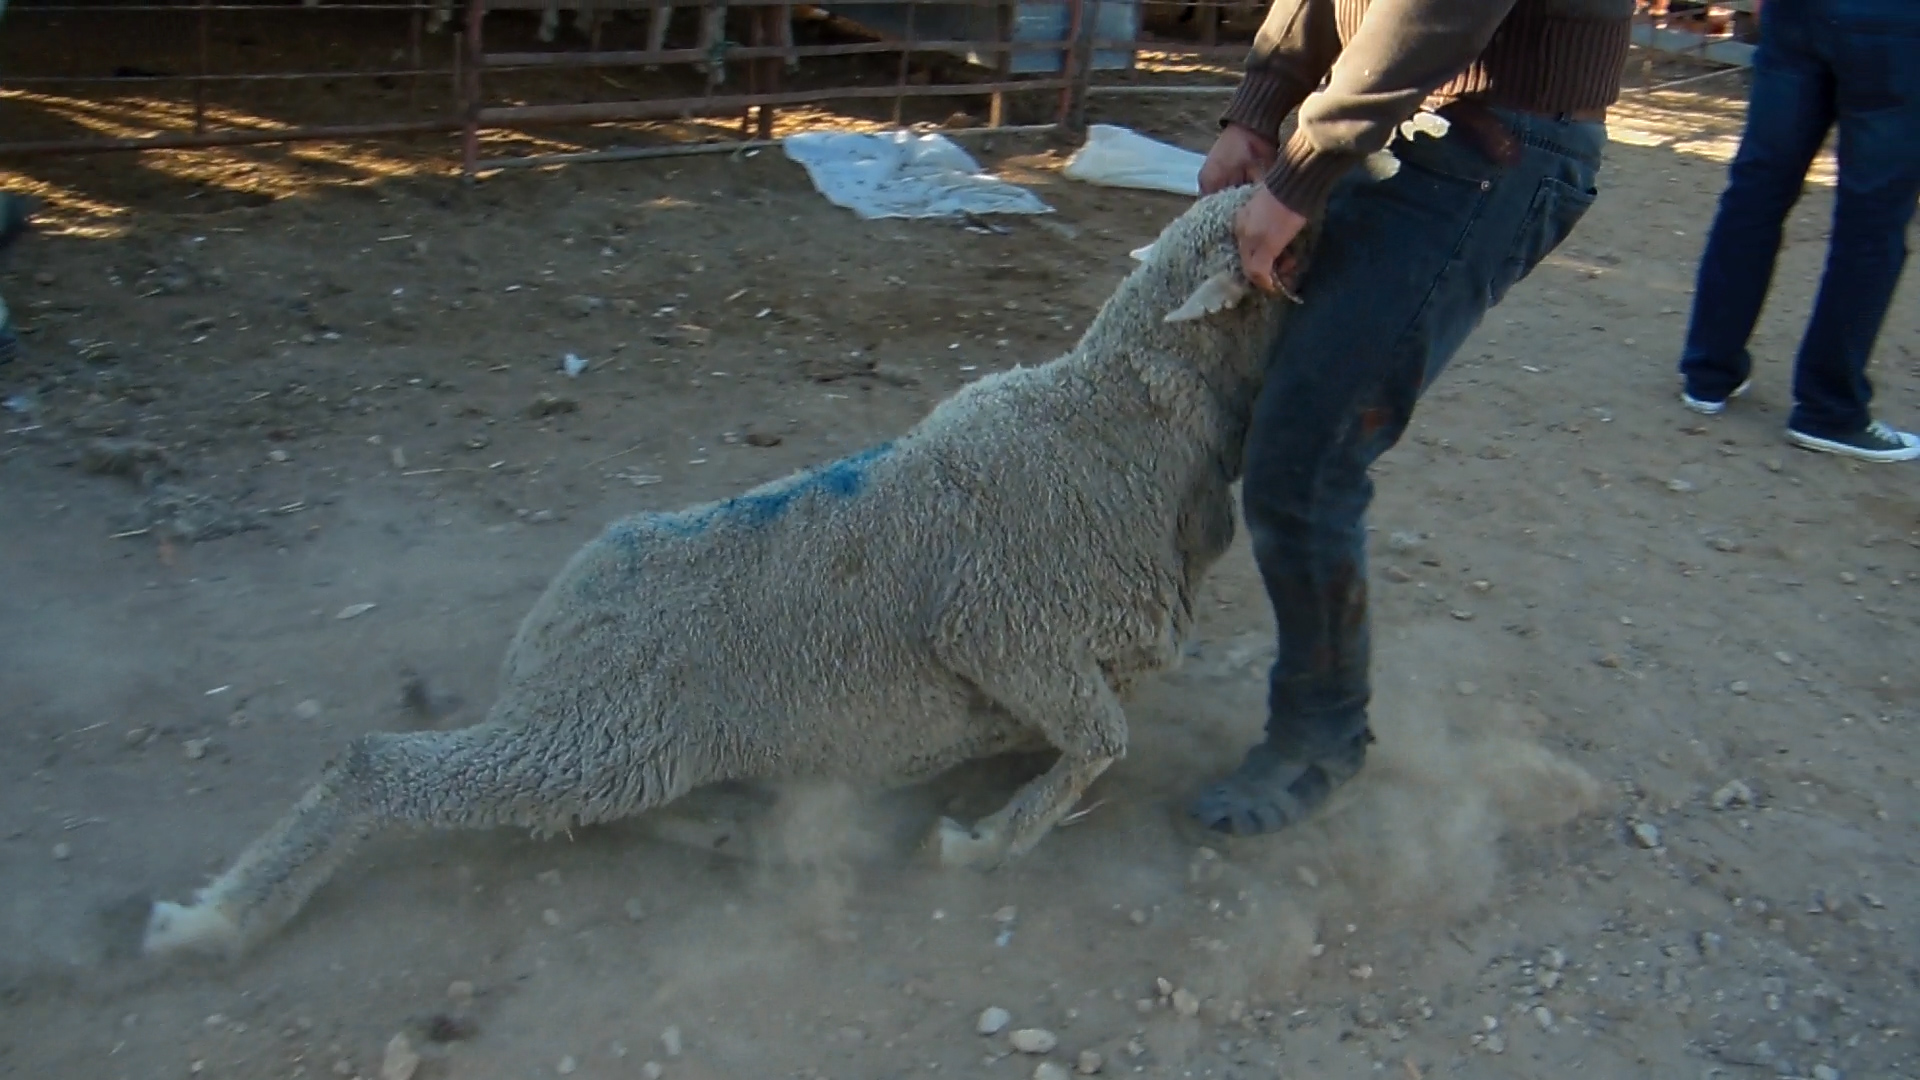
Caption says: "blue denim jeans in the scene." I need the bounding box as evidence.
[1242,110,1606,757]
[1679,0,1920,437]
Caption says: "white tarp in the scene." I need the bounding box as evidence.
[782,130,1053,221]
[1061,124,1207,197]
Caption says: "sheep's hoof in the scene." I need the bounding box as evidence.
[931,816,1006,871]
[142,899,242,959]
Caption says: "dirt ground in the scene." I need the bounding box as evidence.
[2,70,1918,1080]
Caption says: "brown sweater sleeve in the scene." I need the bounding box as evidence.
[1243,0,1522,219]
[1219,0,1344,143]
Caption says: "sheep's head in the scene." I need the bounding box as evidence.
[1129,184,1312,327]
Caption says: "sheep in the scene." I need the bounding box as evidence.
[140,183,1311,962]
[642,1,801,85]
[419,0,799,86]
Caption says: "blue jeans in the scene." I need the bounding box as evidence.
[1679,0,1920,437]
[1242,110,1606,757]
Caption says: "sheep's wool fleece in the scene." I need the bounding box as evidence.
[140,185,1301,959]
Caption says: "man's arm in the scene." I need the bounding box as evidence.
[1264,0,1521,220]
[1218,0,1345,144]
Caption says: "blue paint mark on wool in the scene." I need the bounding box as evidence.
[610,441,895,542]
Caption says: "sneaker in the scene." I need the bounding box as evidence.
[1681,378,1751,416]
[1786,420,1920,463]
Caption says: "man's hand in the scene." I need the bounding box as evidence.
[1198,124,1277,196]
[1233,184,1309,297]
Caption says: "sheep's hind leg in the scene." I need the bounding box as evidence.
[928,659,1125,870]
[144,724,610,960]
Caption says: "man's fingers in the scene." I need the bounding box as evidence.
[1240,240,1278,294]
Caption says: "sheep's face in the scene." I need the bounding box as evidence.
[1128,185,1280,327]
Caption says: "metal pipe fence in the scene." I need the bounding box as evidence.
[0,0,1755,175]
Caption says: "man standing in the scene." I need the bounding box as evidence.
[1676,0,1920,463]
[1188,0,1633,837]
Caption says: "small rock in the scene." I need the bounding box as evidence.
[1698,931,1724,958]
[556,1055,578,1075]
[526,392,580,418]
[1034,1065,1071,1080]
[1386,531,1424,552]
[422,1013,478,1043]
[642,1064,664,1080]
[1127,908,1148,926]
[563,295,605,317]
[562,352,589,377]
[268,448,291,464]
[1456,681,1478,695]
[1812,1065,1841,1080]
[1532,1006,1553,1029]
[80,438,171,480]
[1542,947,1566,971]
[624,898,647,922]
[1076,1049,1104,1075]
[661,1026,682,1058]
[1537,970,1561,990]
[1484,1033,1506,1055]
[993,905,1019,923]
[447,980,475,1005]
[744,431,783,448]
[183,738,211,761]
[1838,571,1857,585]
[1794,1016,1819,1044]
[123,726,151,748]
[1666,478,1695,493]
[1773,651,1794,665]
[1711,780,1754,810]
[51,842,71,861]
[1010,1028,1058,1054]
[1383,566,1414,583]
[380,1034,419,1080]
[541,908,561,926]
[1632,822,1662,848]
[1449,609,1476,621]
[294,699,323,721]
[1729,680,1751,695]
[1170,989,1200,1018]
[1597,653,1623,669]
[1710,536,1743,553]
[336,602,377,620]
[977,1007,1012,1036]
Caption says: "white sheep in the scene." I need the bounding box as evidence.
[420,0,800,85]
[141,183,1308,961]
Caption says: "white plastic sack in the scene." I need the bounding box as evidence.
[782,130,1052,221]
[1062,124,1207,197]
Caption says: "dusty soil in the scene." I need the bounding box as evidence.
[2,69,1918,1080]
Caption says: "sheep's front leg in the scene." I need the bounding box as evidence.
[928,659,1126,870]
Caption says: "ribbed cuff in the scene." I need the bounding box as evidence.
[1219,71,1305,141]
[1264,129,1362,222]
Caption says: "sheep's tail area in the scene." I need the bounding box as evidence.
[142,720,689,960]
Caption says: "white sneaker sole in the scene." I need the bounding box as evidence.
[1786,427,1920,463]
[1680,378,1752,416]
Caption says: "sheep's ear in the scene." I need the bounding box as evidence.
[1129,242,1156,263]
[1163,269,1250,323]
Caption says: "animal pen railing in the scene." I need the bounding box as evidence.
[0,0,1757,177]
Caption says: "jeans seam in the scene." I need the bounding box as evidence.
[1381,183,1492,379]
[1514,129,1603,169]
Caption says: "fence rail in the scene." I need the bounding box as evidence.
[0,0,1754,174]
